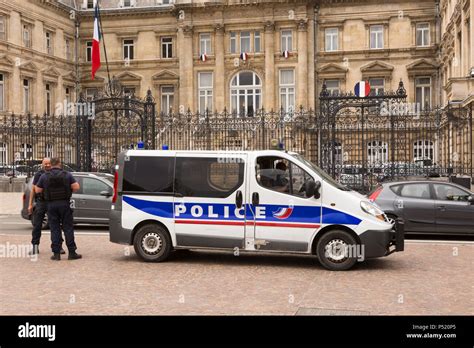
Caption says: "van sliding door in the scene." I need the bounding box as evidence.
[173,153,247,249]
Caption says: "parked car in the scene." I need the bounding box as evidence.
[368,180,474,235]
[21,172,114,229]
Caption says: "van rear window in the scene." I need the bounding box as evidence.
[123,156,174,193]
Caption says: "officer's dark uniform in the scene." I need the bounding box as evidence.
[31,170,47,247]
[36,168,79,258]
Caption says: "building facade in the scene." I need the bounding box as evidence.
[2,0,464,114]
[0,0,472,176]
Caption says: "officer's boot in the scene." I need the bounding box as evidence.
[51,253,61,261]
[28,245,39,256]
[68,251,82,260]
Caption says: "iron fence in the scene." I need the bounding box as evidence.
[0,98,472,193]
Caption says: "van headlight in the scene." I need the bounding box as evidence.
[360,200,386,221]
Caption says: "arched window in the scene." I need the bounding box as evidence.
[413,140,434,161]
[0,142,7,165]
[367,140,388,164]
[45,143,54,158]
[19,143,33,160]
[64,144,74,164]
[230,71,262,117]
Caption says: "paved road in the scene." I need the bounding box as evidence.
[0,215,109,235]
[0,214,473,315]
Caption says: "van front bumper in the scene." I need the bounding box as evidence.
[359,219,405,259]
[109,208,133,245]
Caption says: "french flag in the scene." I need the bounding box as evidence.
[240,52,248,61]
[354,80,371,97]
[91,3,101,80]
[282,50,290,58]
[199,53,207,62]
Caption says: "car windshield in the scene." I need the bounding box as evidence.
[290,154,350,191]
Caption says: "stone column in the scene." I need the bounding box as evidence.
[33,20,44,53]
[177,25,194,111]
[296,20,308,109]
[307,17,315,110]
[56,75,64,110]
[36,70,44,115]
[470,4,474,71]
[214,24,225,112]
[264,21,275,111]
[11,63,21,113]
[9,11,21,46]
[55,28,65,59]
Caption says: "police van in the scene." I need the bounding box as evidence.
[109,150,404,270]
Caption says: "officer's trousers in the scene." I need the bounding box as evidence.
[47,201,77,254]
[31,200,48,246]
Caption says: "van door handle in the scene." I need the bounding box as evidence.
[235,190,243,208]
[252,192,259,206]
[438,205,446,211]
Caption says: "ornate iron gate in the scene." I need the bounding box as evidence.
[76,80,156,172]
[318,81,473,192]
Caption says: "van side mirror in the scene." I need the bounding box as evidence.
[468,195,474,204]
[313,181,321,199]
[306,180,321,199]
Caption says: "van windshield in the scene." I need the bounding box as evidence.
[290,154,351,191]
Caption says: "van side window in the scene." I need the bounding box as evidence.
[175,157,244,198]
[256,156,313,198]
[123,156,174,193]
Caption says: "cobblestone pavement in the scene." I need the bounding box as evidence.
[0,233,473,315]
[0,193,23,215]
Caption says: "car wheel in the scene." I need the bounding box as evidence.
[386,214,397,226]
[133,224,172,262]
[316,230,358,271]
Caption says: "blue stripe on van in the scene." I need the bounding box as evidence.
[122,196,361,226]
[321,207,361,225]
[123,196,174,219]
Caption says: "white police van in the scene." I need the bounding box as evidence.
[109,150,404,270]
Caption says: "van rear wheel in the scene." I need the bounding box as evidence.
[316,230,358,271]
[133,224,172,262]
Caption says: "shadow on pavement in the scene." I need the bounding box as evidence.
[111,248,403,271]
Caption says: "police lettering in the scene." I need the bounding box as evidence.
[174,204,254,219]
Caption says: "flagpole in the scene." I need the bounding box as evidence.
[97,0,112,94]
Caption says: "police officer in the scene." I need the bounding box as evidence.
[35,157,81,261]
[28,158,65,255]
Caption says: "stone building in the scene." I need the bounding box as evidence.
[0,0,459,114]
[0,0,472,173]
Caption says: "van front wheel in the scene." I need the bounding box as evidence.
[133,224,172,262]
[316,230,358,271]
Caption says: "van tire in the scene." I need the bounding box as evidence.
[133,224,172,262]
[316,230,358,271]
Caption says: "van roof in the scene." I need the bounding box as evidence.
[124,149,300,156]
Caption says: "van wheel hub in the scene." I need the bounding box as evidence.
[324,239,349,262]
[142,232,162,254]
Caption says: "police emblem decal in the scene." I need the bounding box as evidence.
[272,207,294,220]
